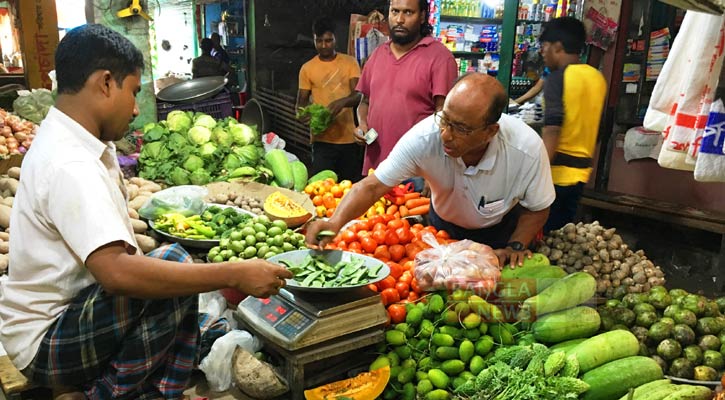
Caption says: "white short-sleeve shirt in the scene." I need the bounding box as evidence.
[375,113,555,230]
[0,107,139,370]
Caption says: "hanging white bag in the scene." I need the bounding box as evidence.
[694,99,725,181]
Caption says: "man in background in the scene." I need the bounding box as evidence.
[210,32,230,65]
[540,17,607,231]
[296,17,363,182]
[355,0,458,178]
[192,38,230,79]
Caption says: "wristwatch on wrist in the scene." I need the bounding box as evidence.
[506,241,525,251]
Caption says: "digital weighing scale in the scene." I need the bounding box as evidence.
[234,287,388,398]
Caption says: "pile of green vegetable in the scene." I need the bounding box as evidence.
[598,286,725,382]
[279,254,383,288]
[152,205,252,240]
[297,104,332,135]
[138,111,271,186]
[206,215,306,262]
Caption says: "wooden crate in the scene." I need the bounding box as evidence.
[0,155,23,175]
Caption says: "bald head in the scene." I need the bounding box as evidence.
[447,73,508,125]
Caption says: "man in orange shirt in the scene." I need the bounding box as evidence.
[297,17,363,181]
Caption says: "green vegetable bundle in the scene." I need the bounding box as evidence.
[297,104,333,135]
[279,254,382,288]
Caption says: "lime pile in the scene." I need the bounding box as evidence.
[207,215,306,262]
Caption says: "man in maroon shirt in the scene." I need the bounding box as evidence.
[355,0,458,177]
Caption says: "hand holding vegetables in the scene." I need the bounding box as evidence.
[230,260,293,298]
[297,104,333,135]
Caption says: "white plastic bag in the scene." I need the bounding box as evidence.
[694,99,725,182]
[199,290,227,320]
[198,330,262,392]
[413,232,500,293]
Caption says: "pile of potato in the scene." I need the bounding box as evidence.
[537,221,666,298]
[124,176,163,254]
[208,191,263,215]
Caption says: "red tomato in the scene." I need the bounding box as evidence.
[389,244,406,262]
[436,230,451,240]
[374,245,391,261]
[395,282,410,299]
[373,222,387,232]
[399,271,413,285]
[367,283,378,292]
[381,214,395,223]
[372,229,387,244]
[407,292,419,302]
[368,215,384,227]
[395,227,413,244]
[410,278,422,294]
[381,288,400,306]
[387,219,404,230]
[336,241,347,250]
[387,262,403,279]
[402,260,415,272]
[387,303,407,324]
[384,231,400,246]
[378,275,397,290]
[360,237,378,253]
[356,229,370,238]
[353,220,371,232]
[348,241,362,252]
[341,230,357,243]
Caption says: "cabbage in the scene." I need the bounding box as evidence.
[233,144,260,165]
[169,167,191,186]
[229,123,257,146]
[194,113,217,130]
[12,89,54,124]
[199,142,217,159]
[183,155,204,172]
[143,124,167,142]
[211,126,234,147]
[188,126,212,145]
[166,132,190,153]
[223,154,242,171]
[166,110,192,133]
[189,169,212,185]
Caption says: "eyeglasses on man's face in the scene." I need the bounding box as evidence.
[434,112,490,137]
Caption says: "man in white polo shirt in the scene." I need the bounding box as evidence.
[306,73,555,267]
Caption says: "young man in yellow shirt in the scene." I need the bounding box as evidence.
[540,17,607,232]
[296,17,363,181]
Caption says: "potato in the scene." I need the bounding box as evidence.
[139,182,162,193]
[0,231,9,241]
[128,195,149,211]
[134,234,158,254]
[131,219,148,234]
[1,178,18,195]
[7,167,20,180]
[0,254,8,272]
[137,190,153,198]
[127,208,139,220]
[126,184,139,200]
[0,204,11,228]
[129,177,145,186]
[1,197,12,207]
[0,241,8,254]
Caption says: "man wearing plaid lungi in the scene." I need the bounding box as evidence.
[0,25,292,400]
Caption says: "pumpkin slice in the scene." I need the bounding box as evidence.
[263,191,311,227]
[304,365,390,400]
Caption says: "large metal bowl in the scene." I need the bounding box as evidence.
[156,76,227,104]
[267,249,389,293]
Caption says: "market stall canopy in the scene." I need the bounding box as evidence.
[156,76,227,104]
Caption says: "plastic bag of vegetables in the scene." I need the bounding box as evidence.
[297,104,332,135]
[138,185,208,220]
[12,89,54,124]
[413,232,501,293]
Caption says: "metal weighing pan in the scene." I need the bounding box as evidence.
[156,76,227,104]
[240,98,266,133]
[268,249,389,293]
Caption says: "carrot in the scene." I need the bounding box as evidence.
[395,196,406,206]
[393,212,400,218]
[399,205,409,217]
[403,192,421,201]
[407,204,430,216]
[405,198,430,209]
[386,205,398,215]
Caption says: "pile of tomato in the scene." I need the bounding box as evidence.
[328,213,454,324]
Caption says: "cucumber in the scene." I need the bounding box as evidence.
[581,356,664,400]
[549,338,587,353]
[532,306,600,343]
[307,169,338,184]
[264,149,294,189]
[660,385,713,400]
[520,272,596,319]
[290,160,308,191]
[568,330,640,372]
[632,384,679,400]
[499,262,566,300]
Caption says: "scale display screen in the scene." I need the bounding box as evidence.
[248,297,313,339]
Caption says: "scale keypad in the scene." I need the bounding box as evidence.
[275,311,313,338]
